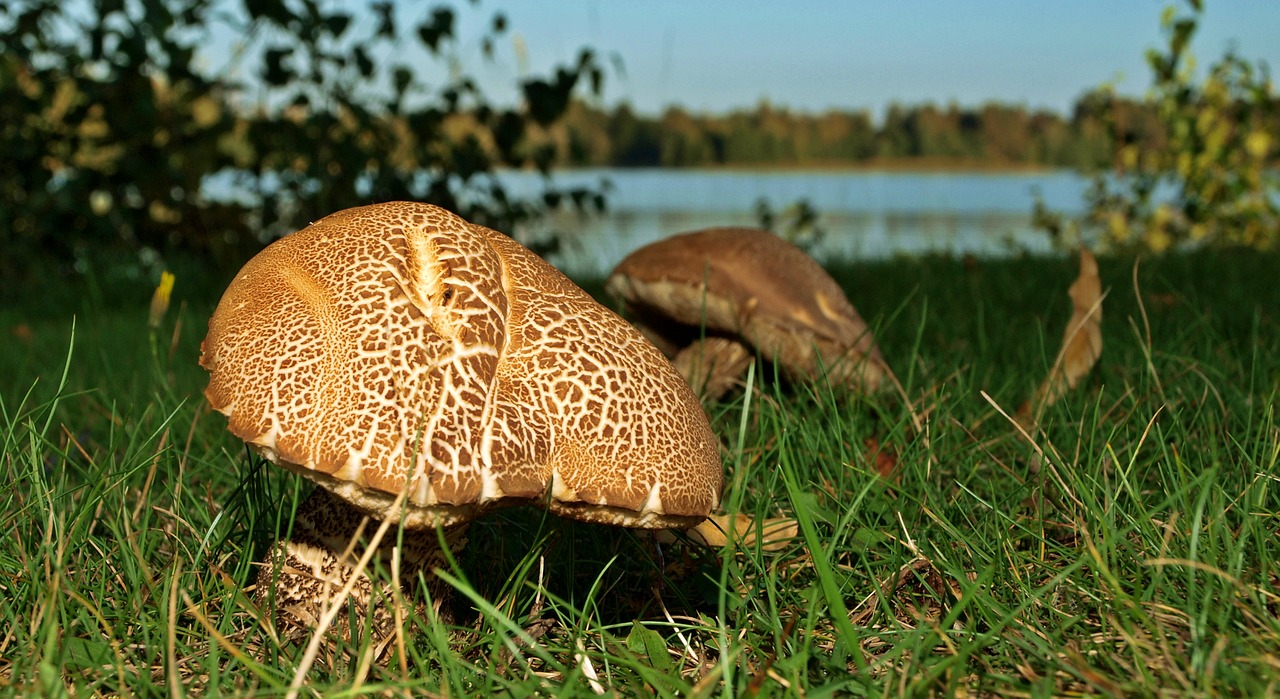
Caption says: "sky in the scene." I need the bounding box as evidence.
[446,1,1280,119]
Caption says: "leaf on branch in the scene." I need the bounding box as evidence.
[522,73,576,126]
[262,47,294,87]
[1019,247,1104,427]
[321,13,351,39]
[352,46,373,78]
[372,1,395,38]
[417,7,455,52]
[244,0,295,29]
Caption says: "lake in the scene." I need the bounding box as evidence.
[494,168,1090,277]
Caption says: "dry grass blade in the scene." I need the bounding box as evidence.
[575,637,606,695]
[285,483,417,699]
[1020,247,1104,427]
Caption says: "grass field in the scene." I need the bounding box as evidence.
[1,248,1278,696]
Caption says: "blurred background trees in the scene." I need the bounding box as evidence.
[0,0,607,288]
[549,99,1122,170]
[1,0,1276,295]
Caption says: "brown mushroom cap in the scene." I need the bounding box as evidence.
[200,202,721,531]
[605,227,891,394]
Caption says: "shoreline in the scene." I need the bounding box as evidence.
[520,158,1080,176]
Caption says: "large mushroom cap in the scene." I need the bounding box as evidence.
[201,202,721,531]
[605,227,891,395]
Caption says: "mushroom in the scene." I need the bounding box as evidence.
[200,202,722,639]
[605,227,893,400]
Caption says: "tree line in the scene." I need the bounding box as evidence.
[524,90,1253,172]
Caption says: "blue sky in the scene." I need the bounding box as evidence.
[446,1,1280,118]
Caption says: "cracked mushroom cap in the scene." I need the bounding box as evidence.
[605,227,890,393]
[200,202,721,531]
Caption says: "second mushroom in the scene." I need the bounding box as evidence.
[606,227,894,401]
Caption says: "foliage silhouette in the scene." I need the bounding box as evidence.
[0,0,607,288]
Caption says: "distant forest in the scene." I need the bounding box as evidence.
[518,90,1199,171]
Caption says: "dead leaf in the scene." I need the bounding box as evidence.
[657,513,798,552]
[672,336,753,402]
[1019,248,1103,427]
[1145,292,1177,311]
[848,557,969,627]
[863,437,901,482]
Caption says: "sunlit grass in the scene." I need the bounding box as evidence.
[1,248,1278,695]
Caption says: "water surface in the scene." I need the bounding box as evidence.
[495,168,1089,277]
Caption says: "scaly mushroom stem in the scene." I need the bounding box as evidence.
[255,488,468,641]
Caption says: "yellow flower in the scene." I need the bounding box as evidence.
[149,271,175,329]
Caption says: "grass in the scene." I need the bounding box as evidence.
[1,247,1278,696]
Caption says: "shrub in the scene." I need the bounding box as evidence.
[0,0,606,288]
[1037,0,1278,252]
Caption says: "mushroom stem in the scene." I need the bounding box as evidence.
[255,488,468,641]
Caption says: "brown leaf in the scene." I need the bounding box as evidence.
[848,557,969,627]
[672,336,753,402]
[1145,292,1178,310]
[863,437,901,482]
[1020,247,1103,426]
[657,513,798,551]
